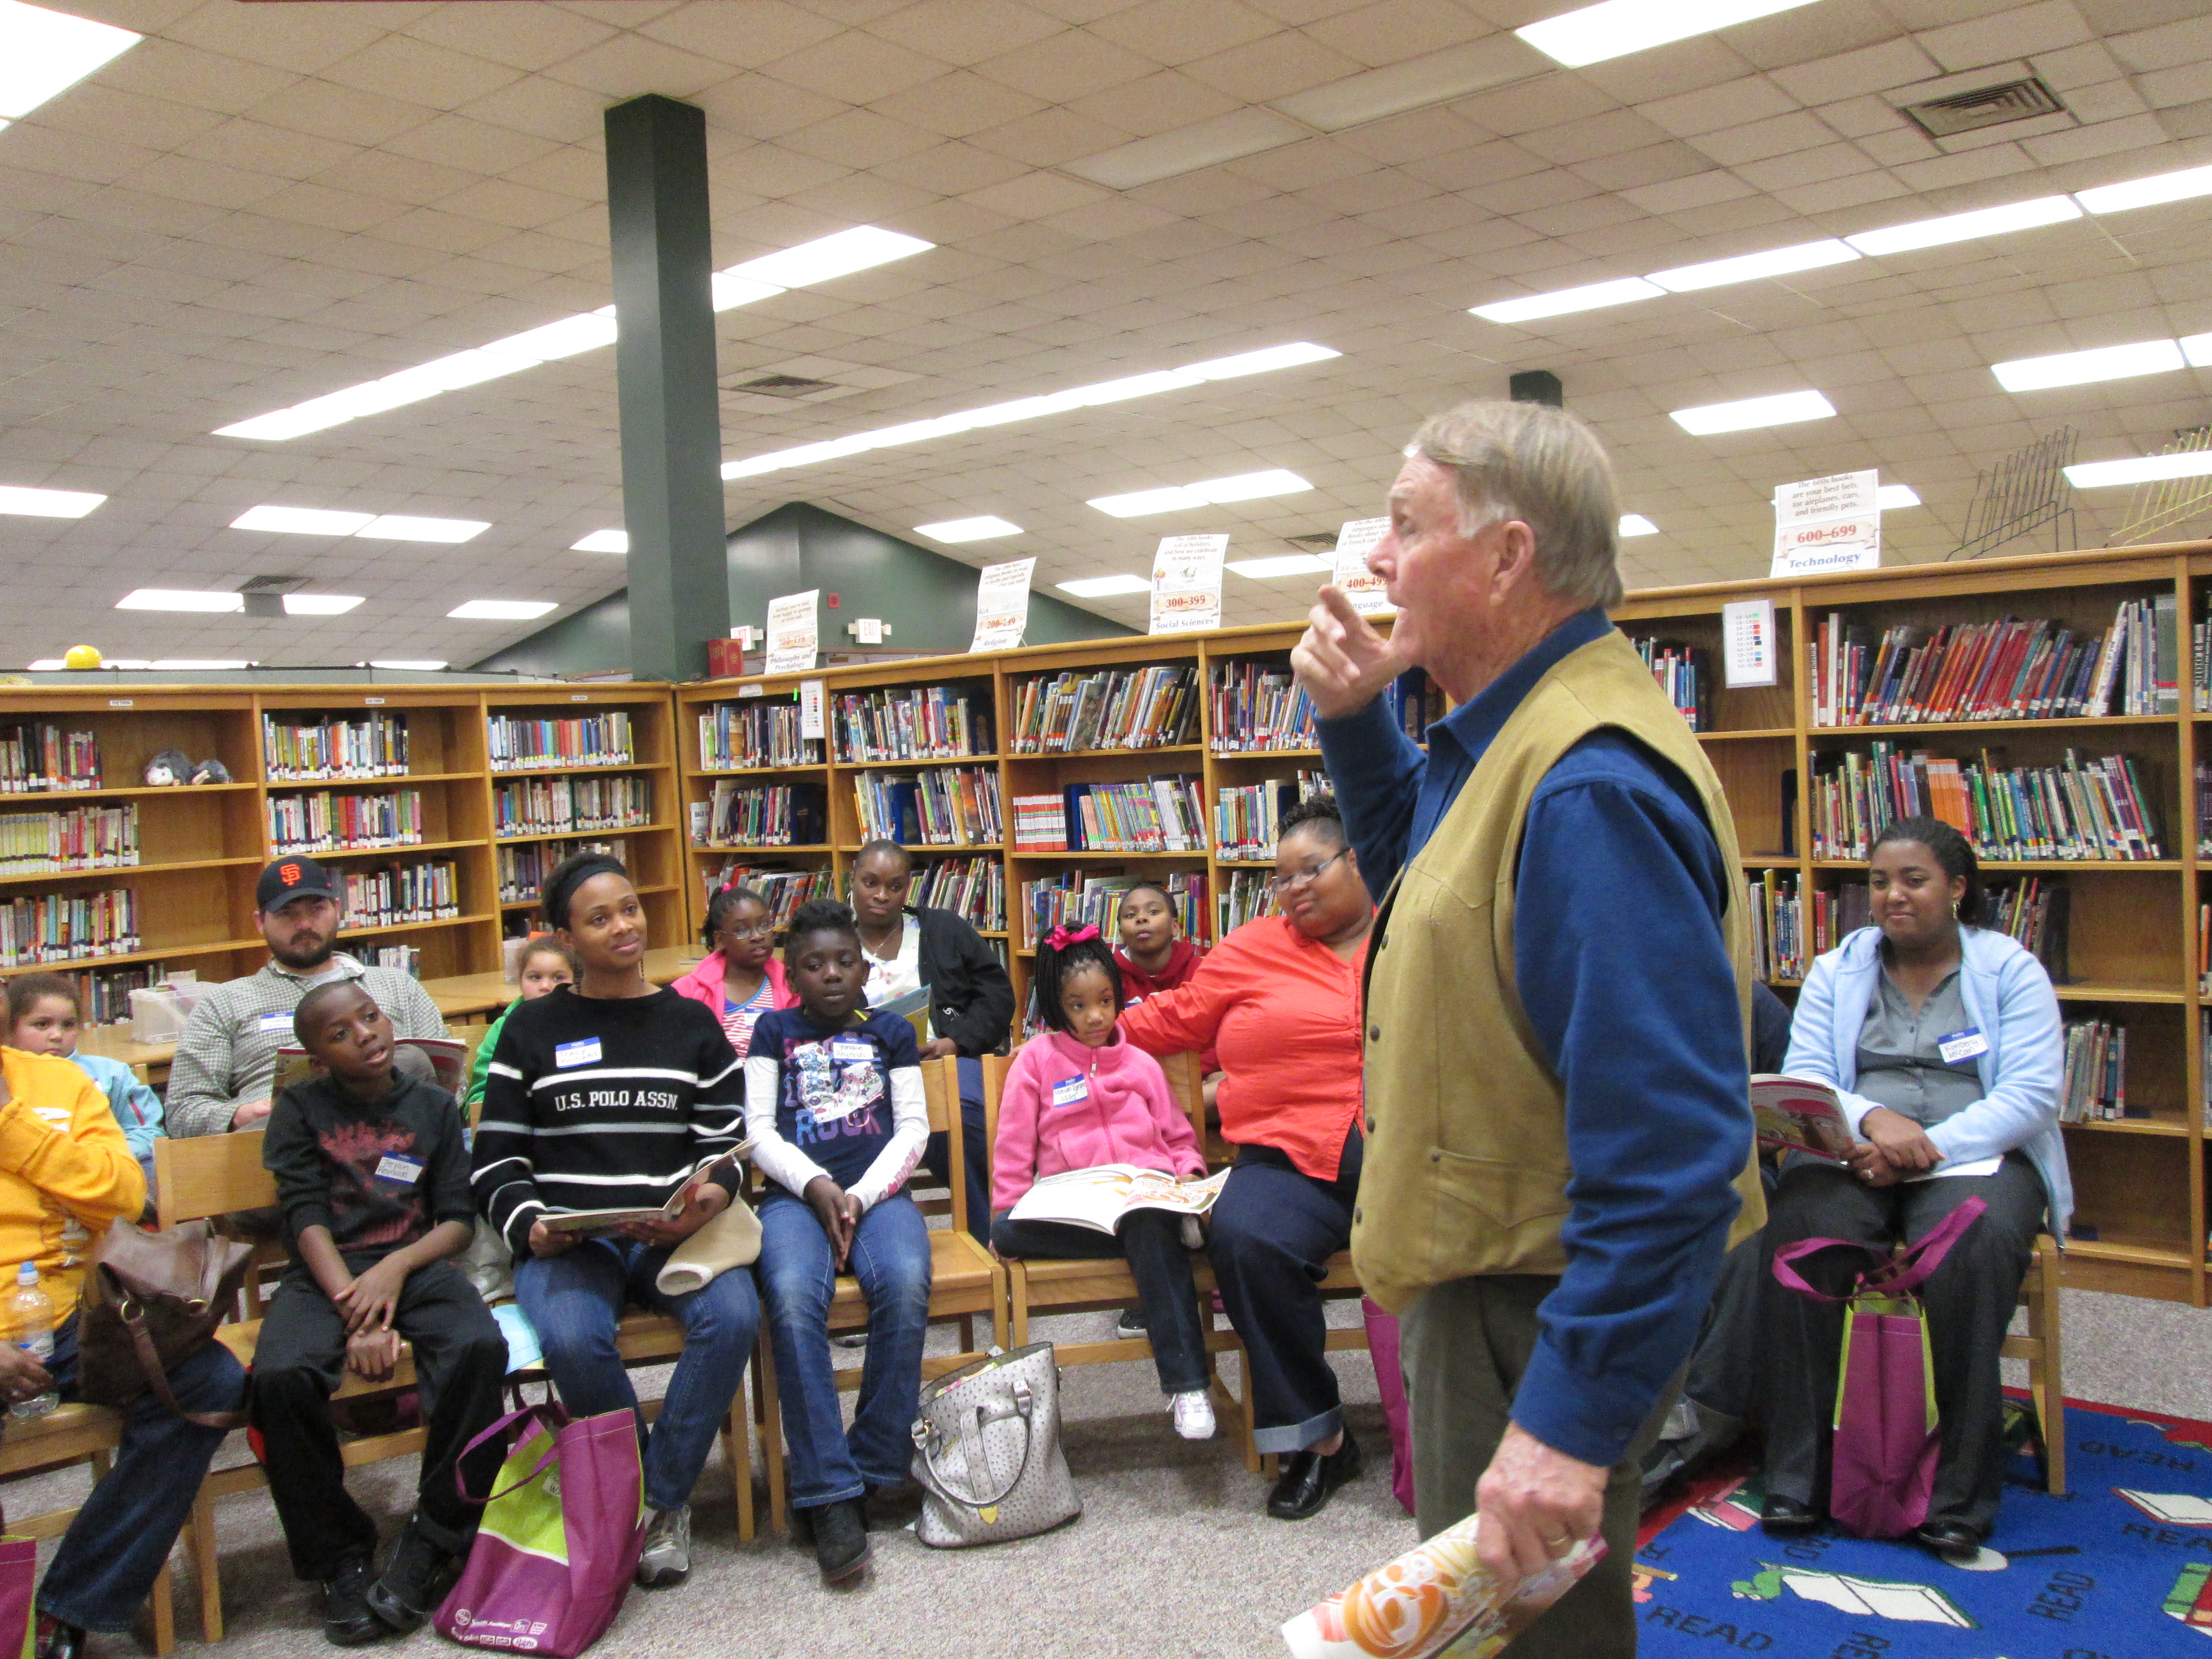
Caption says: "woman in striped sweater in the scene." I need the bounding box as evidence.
[471,854,757,1593]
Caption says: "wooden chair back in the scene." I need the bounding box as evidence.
[155,1129,276,1225]
[919,1056,967,1236]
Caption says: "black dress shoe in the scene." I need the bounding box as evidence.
[322,1553,383,1647]
[1759,1494,1820,1535]
[1913,1518,1983,1564]
[36,1615,86,1659]
[1268,1430,1362,1520]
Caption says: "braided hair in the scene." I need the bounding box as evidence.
[1278,792,1346,848]
[1033,926,1122,1035]
[782,898,860,958]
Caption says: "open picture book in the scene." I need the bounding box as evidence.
[536,1146,752,1235]
[1750,1074,2001,1180]
[1006,1164,1230,1237]
[276,1035,468,1100]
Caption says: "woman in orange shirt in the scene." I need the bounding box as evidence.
[1118,796,1374,1520]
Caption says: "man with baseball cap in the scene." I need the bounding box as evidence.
[166,856,450,1138]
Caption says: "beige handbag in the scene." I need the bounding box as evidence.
[652,1201,761,1297]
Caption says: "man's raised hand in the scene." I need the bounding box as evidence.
[1292,586,1414,720]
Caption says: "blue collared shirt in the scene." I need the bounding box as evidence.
[1320,607,1751,1467]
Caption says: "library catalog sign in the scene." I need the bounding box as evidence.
[1148,534,1227,635]
[1772,470,1880,576]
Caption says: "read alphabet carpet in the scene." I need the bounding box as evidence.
[1635,1397,2212,1656]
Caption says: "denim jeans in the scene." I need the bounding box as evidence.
[757,1190,931,1509]
[38,1312,248,1634]
[514,1236,761,1514]
[990,1209,1207,1395]
[920,1057,989,1243]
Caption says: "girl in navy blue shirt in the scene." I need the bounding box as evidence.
[745,900,930,1586]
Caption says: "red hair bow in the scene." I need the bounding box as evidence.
[1045,923,1100,952]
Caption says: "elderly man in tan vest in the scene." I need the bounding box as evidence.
[1296,399,1762,1658]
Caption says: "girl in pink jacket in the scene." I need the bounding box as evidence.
[671,884,800,1062]
[990,925,1215,1440]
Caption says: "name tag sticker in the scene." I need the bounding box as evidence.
[1936,1028,1989,1065]
[553,1038,602,1069]
[374,1153,423,1185]
[830,1039,874,1064]
[257,1011,295,1034]
[1049,1075,1089,1108]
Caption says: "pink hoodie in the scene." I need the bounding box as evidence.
[991,1027,1204,1215]
[670,950,798,1036]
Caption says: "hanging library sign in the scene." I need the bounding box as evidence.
[1148,534,1227,635]
[1331,517,1392,615]
[764,589,820,675]
[970,557,1034,654]
[1772,469,1880,576]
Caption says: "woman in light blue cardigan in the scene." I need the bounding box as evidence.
[1758,816,2069,1563]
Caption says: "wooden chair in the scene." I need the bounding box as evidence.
[156,1131,765,1642]
[754,1057,1006,1535]
[2003,1232,2066,1494]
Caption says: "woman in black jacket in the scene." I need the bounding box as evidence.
[850,839,1013,1238]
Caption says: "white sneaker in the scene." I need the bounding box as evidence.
[636,1503,690,1588]
[1172,1389,1216,1441]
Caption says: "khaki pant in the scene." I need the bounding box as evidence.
[1401,1275,1682,1659]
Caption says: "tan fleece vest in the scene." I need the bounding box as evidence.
[1351,626,1767,1315]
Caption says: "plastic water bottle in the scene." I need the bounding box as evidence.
[8,1263,56,1420]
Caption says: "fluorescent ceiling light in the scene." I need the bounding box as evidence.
[115,588,244,613]
[0,0,139,121]
[1992,338,2184,393]
[915,516,1021,543]
[216,227,932,442]
[1876,484,1921,510]
[2179,332,2212,368]
[150,659,250,670]
[280,593,363,616]
[358,514,487,543]
[1618,515,1659,537]
[1065,108,1308,190]
[1670,389,1836,435]
[231,504,373,536]
[1647,239,1858,293]
[1516,0,1819,68]
[722,343,1337,482]
[1227,553,1335,578]
[2075,163,2212,215]
[1472,276,1662,325]
[1056,574,1151,598]
[1845,195,2079,257]
[448,599,556,621]
[1273,36,1544,131]
[1089,469,1311,517]
[571,529,628,553]
[0,483,103,518]
[2065,451,2212,489]
[367,659,447,670]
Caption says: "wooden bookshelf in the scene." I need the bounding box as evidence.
[677,540,2212,1307]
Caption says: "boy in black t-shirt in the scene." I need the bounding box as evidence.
[745,901,931,1585]
[254,981,507,1647]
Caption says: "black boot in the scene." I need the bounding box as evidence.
[1267,1429,1362,1520]
[810,1497,872,1585]
[366,1515,457,1634]
[322,1552,383,1647]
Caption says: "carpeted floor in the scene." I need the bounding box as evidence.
[14,1285,2212,1659]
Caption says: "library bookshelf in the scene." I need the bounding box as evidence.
[680,541,2212,1307]
[0,681,681,1036]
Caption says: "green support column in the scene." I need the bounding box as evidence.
[604,93,729,680]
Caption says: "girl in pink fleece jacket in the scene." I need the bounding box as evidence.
[990,925,1215,1440]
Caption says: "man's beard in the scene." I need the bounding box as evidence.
[271,929,337,972]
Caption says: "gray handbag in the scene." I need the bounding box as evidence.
[910,1342,1080,1546]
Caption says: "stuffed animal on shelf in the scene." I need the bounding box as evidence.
[141,748,191,786]
[190,757,230,784]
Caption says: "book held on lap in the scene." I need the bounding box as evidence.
[1005,1164,1229,1236]
[536,1147,751,1235]
[1751,1074,1857,1160]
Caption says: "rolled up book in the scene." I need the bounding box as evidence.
[1282,1513,1604,1659]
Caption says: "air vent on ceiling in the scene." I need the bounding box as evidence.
[237,575,305,594]
[1901,76,2066,139]
[727,373,837,398]
[1285,532,1339,553]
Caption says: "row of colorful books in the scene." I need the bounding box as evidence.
[693,782,826,848]
[1208,662,1316,753]
[1010,667,1200,754]
[0,887,138,968]
[493,775,651,837]
[356,943,422,977]
[1634,638,1709,732]
[909,854,1005,934]
[498,839,619,906]
[1216,771,1331,862]
[263,712,411,781]
[2059,1018,2129,1122]
[697,865,838,934]
[1019,869,1214,950]
[37,962,170,1026]
[854,768,1003,848]
[1012,777,1206,854]
[1744,869,1805,981]
[0,724,100,793]
[487,712,635,772]
[1810,597,2176,727]
[268,789,426,854]
[1985,875,2071,980]
[335,861,461,930]
[834,686,991,763]
[1809,744,2163,861]
[0,802,139,874]
[698,701,819,771]
[1216,868,1272,936]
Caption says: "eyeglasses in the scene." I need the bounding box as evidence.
[720,921,773,940]
[1268,848,1348,896]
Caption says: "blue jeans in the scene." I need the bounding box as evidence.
[514,1237,761,1514]
[921,1058,989,1243]
[38,1313,248,1633]
[757,1190,931,1509]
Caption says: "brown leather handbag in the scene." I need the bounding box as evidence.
[76,1217,252,1427]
